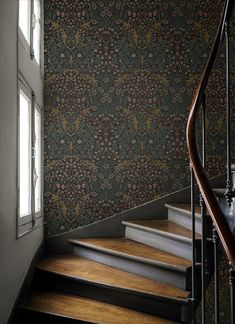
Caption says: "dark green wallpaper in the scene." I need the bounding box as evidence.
[44,0,230,236]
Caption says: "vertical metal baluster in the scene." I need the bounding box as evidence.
[200,195,207,324]
[30,0,35,59]
[225,20,234,206]
[201,93,207,324]
[190,166,196,323]
[229,265,235,324]
[212,226,219,323]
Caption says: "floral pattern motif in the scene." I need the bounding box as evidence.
[44,0,228,236]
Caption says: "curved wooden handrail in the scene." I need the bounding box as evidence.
[187,0,235,270]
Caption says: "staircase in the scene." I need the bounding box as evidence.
[18,203,211,323]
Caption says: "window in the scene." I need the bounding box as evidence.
[19,88,32,219]
[18,80,43,236]
[34,103,42,214]
[32,0,41,64]
[19,0,31,43]
[18,1,44,237]
[18,0,42,66]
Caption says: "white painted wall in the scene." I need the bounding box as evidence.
[0,1,44,323]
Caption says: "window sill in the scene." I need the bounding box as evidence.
[17,216,44,239]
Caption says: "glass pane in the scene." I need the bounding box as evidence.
[19,0,31,43]
[19,90,32,217]
[34,106,41,212]
[33,0,41,64]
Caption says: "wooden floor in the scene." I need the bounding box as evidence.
[24,291,178,324]
[38,255,190,299]
[126,219,201,239]
[71,237,193,268]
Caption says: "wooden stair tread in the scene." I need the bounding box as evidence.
[165,203,206,217]
[124,219,201,240]
[38,255,190,300]
[23,291,177,323]
[69,238,194,269]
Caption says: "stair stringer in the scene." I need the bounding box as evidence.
[46,174,225,254]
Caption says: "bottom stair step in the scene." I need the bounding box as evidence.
[33,255,191,322]
[20,291,178,323]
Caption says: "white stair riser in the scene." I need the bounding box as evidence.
[125,226,194,261]
[73,245,189,290]
[168,209,202,235]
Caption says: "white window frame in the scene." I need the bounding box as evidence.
[17,0,44,238]
[17,78,43,238]
[18,0,43,71]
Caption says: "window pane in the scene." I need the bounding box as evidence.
[19,0,31,43]
[19,90,32,217]
[33,0,41,64]
[34,106,41,212]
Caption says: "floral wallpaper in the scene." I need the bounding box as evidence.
[44,0,231,236]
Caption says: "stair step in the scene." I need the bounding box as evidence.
[212,188,235,231]
[69,238,198,290]
[165,203,211,235]
[213,188,226,197]
[37,254,190,300]
[21,291,178,323]
[34,255,191,322]
[123,220,201,261]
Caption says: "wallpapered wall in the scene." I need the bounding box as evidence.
[44,0,231,236]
